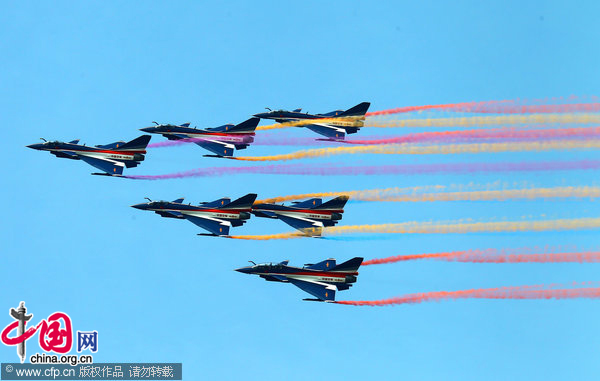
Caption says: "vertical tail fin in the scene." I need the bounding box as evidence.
[118,135,152,150]
[312,195,349,210]
[331,257,363,272]
[229,117,260,133]
[339,102,371,117]
[222,193,258,209]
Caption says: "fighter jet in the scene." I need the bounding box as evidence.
[253,102,370,140]
[26,135,151,176]
[131,193,257,236]
[139,117,260,157]
[251,196,349,236]
[235,257,363,302]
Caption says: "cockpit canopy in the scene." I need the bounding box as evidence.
[253,263,284,271]
[150,201,169,207]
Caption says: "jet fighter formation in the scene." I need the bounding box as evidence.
[132,195,348,237]
[28,102,369,169]
[28,102,370,302]
[252,196,349,236]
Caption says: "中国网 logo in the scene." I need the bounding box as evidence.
[1,301,98,365]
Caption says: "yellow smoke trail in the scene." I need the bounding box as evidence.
[366,113,600,128]
[235,140,600,162]
[325,218,600,235]
[256,185,446,203]
[256,186,600,204]
[228,232,307,240]
[228,218,600,240]
[255,113,600,131]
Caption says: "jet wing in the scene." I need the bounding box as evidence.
[278,215,323,234]
[260,274,288,282]
[51,151,79,159]
[183,215,231,236]
[288,278,336,301]
[193,139,234,157]
[163,134,189,141]
[252,210,278,218]
[155,210,183,219]
[80,156,124,175]
[304,123,347,139]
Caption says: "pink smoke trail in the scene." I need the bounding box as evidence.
[363,248,600,265]
[125,160,600,180]
[366,97,600,116]
[148,126,600,149]
[148,138,206,148]
[148,136,328,149]
[336,284,600,306]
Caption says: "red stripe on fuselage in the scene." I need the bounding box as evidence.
[90,149,147,155]
[196,132,255,137]
[254,208,343,216]
[55,148,146,156]
[159,208,250,215]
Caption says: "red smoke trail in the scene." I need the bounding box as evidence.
[124,160,600,180]
[363,249,600,265]
[336,284,600,306]
[366,98,600,116]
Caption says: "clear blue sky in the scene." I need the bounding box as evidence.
[2,1,600,380]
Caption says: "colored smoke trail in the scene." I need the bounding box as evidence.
[365,113,600,129]
[335,284,600,306]
[148,138,205,148]
[148,136,326,148]
[234,140,600,162]
[147,126,600,149]
[366,99,600,116]
[227,217,600,240]
[343,126,600,145]
[256,185,600,204]
[228,232,306,240]
[255,113,600,131]
[363,248,600,265]
[124,160,600,180]
[325,218,600,236]
[257,185,444,203]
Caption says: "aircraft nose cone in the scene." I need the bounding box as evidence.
[235,267,253,274]
[26,143,42,150]
[139,127,155,133]
[131,203,148,210]
[253,113,268,119]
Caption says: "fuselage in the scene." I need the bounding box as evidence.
[252,203,343,223]
[253,110,363,128]
[131,201,252,221]
[237,263,358,285]
[27,142,146,163]
[140,125,255,144]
